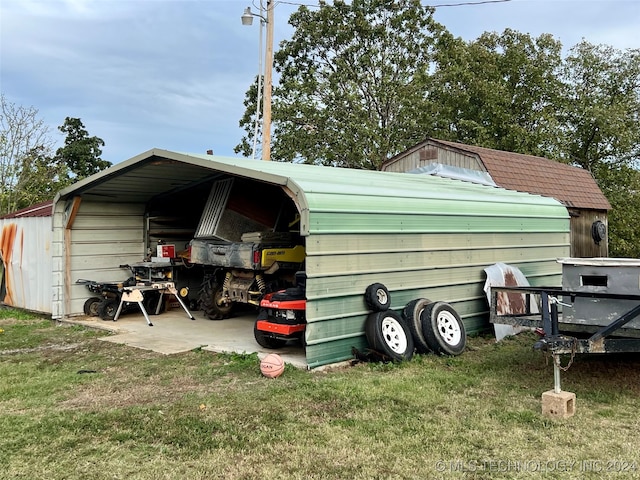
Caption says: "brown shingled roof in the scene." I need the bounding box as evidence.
[430,139,611,210]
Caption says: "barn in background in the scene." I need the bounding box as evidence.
[383,138,611,258]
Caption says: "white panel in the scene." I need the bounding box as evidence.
[63,201,145,317]
[0,217,53,313]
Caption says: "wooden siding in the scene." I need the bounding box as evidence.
[569,208,609,257]
[383,146,485,173]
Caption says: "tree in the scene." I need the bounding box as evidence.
[558,43,640,257]
[0,94,56,215]
[558,42,640,173]
[56,117,111,180]
[595,163,640,257]
[237,0,445,169]
[235,75,264,159]
[429,29,565,158]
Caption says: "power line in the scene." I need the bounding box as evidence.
[428,0,512,7]
[278,0,513,6]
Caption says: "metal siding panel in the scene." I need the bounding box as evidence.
[0,217,53,313]
[51,205,66,319]
[67,202,145,316]
[296,170,570,366]
[303,213,570,367]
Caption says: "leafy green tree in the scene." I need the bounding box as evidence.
[13,145,68,208]
[558,42,640,172]
[237,0,444,169]
[558,43,640,257]
[594,163,640,257]
[0,94,56,214]
[56,117,111,181]
[235,75,264,159]
[430,29,565,158]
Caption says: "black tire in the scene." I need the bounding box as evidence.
[364,283,391,312]
[83,297,101,316]
[98,298,120,321]
[199,280,233,320]
[254,321,287,349]
[403,298,433,354]
[365,310,414,361]
[143,291,165,315]
[421,302,466,356]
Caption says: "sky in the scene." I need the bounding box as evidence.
[1,0,638,164]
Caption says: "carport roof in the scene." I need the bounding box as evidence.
[54,149,294,206]
[54,148,566,237]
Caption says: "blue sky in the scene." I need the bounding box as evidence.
[1,0,638,164]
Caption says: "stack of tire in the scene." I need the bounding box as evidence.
[364,283,467,362]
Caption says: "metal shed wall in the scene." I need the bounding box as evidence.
[0,216,53,313]
[52,199,145,318]
[287,169,569,367]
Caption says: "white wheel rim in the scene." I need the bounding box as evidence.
[381,316,407,353]
[437,311,461,346]
[376,289,388,305]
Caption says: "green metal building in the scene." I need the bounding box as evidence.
[53,150,570,367]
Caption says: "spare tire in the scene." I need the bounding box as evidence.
[421,302,466,356]
[403,298,433,354]
[365,310,414,362]
[364,283,391,312]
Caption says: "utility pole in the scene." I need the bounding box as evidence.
[262,0,274,161]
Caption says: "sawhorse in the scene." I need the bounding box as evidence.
[113,282,195,326]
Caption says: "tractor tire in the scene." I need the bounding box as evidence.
[254,321,287,349]
[365,310,414,362]
[364,283,391,312]
[98,298,120,321]
[421,302,466,356]
[199,280,233,320]
[83,297,102,317]
[403,298,433,354]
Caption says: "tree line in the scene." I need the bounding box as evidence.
[235,0,639,257]
[0,94,111,215]
[1,0,638,256]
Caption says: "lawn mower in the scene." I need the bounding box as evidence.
[254,272,306,349]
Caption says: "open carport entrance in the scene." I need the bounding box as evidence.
[58,154,308,367]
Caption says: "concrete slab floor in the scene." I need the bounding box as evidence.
[65,308,308,369]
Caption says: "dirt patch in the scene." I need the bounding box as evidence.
[0,343,83,356]
[60,378,209,410]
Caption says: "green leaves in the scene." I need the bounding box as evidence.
[238,0,442,169]
[56,117,111,181]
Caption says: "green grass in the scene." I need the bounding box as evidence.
[1,308,639,479]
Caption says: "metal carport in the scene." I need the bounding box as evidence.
[53,149,570,368]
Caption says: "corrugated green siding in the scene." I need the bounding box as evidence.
[295,174,570,368]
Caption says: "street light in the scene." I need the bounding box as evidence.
[242,2,274,161]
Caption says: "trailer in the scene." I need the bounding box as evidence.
[489,258,640,409]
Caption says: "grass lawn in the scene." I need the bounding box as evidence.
[1,307,639,479]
